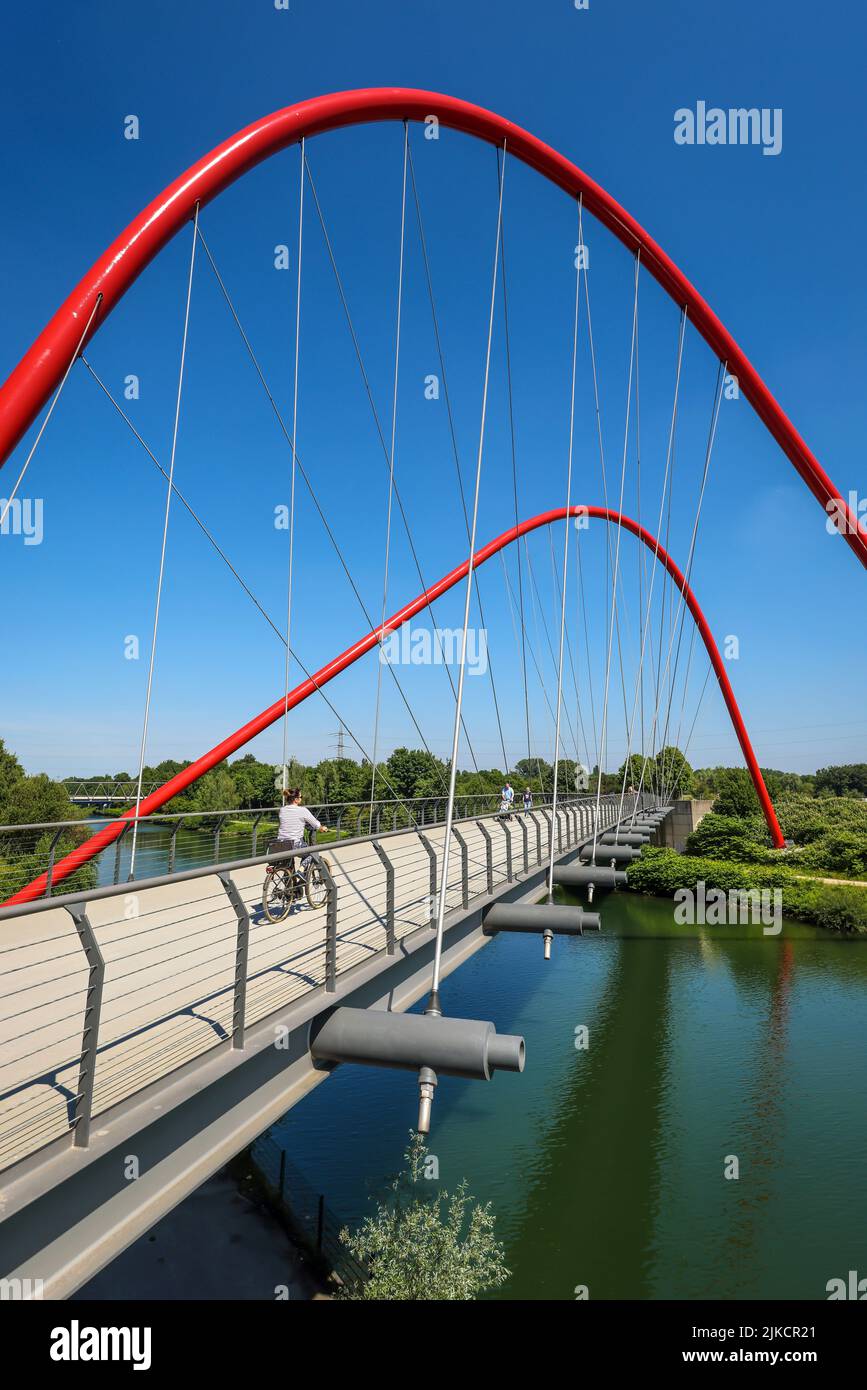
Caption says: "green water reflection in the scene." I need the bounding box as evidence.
[268,891,867,1300]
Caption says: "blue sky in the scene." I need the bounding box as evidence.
[1,0,865,780]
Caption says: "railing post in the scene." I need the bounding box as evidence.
[67,904,104,1149]
[251,812,263,859]
[498,819,513,882]
[527,810,542,865]
[214,812,228,864]
[519,814,529,874]
[540,811,553,861]
[417,831,438,926]
[372,840,396,954]
[476,820,494,895]
[168,821,180,875]
[219,871,250,1049]
[113,821,129,885]
[318,856,338,991]
[45,827,64,898]
[452,826,470,908]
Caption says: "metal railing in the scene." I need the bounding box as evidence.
[0,791,587,903]
[0,793,656,1179]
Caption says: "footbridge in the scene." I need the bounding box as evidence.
[0,793,667,1296]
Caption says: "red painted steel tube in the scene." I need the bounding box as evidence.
[4,506,784,906]
[0,88,864,567]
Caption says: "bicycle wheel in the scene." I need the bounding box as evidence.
[305,861,329,910]
[263,869,296,923]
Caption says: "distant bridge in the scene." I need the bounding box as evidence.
[60,781,160,806]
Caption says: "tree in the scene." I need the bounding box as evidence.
[0,740,25,817]
[337,1133,509,1301]
[711,768,761,818]
[512,757,552,791]
[230,754,278,809]
[617,753,650,792]
[653,747,693,798]
[0,772,78,827]
[385,748,449,800]
[815,764,867,798]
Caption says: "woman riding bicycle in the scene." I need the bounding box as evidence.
[275,786,328,858]
[263,789,331,921]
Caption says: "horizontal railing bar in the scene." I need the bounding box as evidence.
[0,790,593,837]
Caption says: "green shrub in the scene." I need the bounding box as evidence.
[798,831,867,878]
[337,1133,509,1300]
[684,813,771,861]
[626,847,867,934]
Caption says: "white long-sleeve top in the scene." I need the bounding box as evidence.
[277,804,322,844]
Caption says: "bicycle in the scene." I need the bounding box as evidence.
[262,833,330,923]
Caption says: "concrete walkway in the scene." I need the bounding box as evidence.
[72,1168,320,1301]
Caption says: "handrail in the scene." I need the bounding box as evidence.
[0,794,630,922]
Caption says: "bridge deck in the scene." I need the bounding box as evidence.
[0,807,581,1175]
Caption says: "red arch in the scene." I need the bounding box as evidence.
[0,88,864,568]
[4,505,784,907]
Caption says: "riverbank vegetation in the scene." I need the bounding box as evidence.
[627,847,867,933]
[0,740,96,898]
[626,768,867,934]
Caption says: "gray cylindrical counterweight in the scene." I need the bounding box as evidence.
[309,1006,525,1080]
[483,901,601,936]
[580,843,642,864]
[599,831,650,846]
[553,865,627,891]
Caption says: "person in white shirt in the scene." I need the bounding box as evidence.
[273,788,328,868]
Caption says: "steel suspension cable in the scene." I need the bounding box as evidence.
[546,217,582,898]
[545,526,592,769]
[281,137,305,795]
[614,274,685,828]
[129,207,199,877]
[495,147,535,777]
[193,224,455,804]
[370,124,408,818]
[0,295,102,534]
[578,199,634,740]
[629,307,687,815]
[575,534,598,760]
[83,355,422,816]
[429,143,506,1007]
[405,137,508,778]
[644,359,726,803]
[303,151,486,777]
[498,548,572,747]
[657,359,726,794]
[590,245,640,862]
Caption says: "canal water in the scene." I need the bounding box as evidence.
[93,820,269,886]
[266,891,867,1300]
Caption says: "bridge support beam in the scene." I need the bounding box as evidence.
[580,843,643,866]
[599,831,650,847]
[309,1006,525,1081]
[553,864,628,894]
[309,1004,525,1134]
[483,900,601,960]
